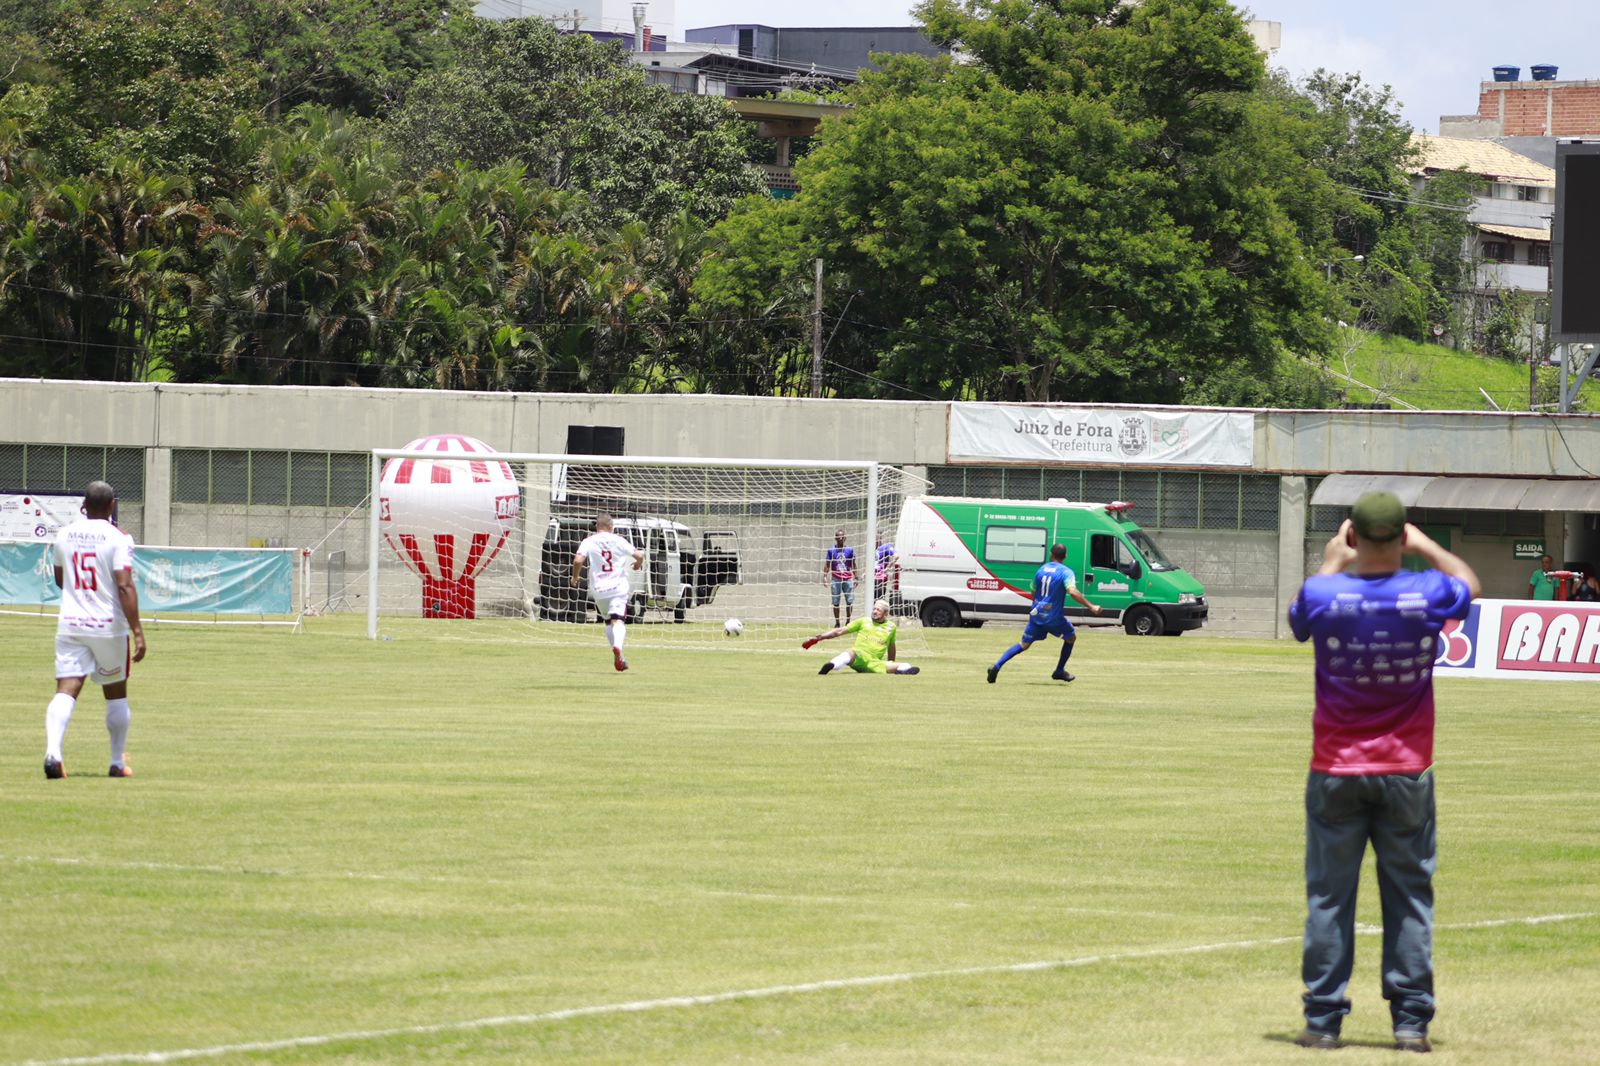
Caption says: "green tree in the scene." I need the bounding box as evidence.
[388,17,761,227]
[711,0,1330,403]
[216,0,470,119]
[30,0,259,190]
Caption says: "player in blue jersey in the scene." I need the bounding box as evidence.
[986,543,1101,683]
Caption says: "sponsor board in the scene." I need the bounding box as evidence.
[1433,599,1600,682]
[949,404,1254,467]
[0,493,84,541]
[0,541,295,615]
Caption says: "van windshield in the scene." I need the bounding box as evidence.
[1126,529,1178,572]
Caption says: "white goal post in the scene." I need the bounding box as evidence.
[362,448,927,647]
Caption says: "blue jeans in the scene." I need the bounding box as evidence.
[1303,771,1436,1036]
[830,577,854,607]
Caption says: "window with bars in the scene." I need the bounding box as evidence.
[925,466,1281,531]
[0,444,146,501]
[172,449,369,507]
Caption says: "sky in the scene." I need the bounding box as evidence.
[671,0,1600,135]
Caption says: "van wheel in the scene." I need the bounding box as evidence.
[920,599,960,628]
[1123,606,1164,636]
[673,593,687,624]
[627,595,645,625]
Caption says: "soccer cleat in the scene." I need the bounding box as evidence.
[818,662,834,675]
[44,756,65,779]
[1051,671,1076,683]
[899,666,920,675]
[986,665,999,684]
[1293,1028,1341,1050]
[108,763,133,778]
[613,647,628,672]
[1394,1031,1431,1054]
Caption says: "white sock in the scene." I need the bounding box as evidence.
[829,651,852,671]
[613,620,627,651]
[46,693,75,761]
[106,698,131,767]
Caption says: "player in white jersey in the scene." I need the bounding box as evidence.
[44,481,146,779]
[571,513,644,672]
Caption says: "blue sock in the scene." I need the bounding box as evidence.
[995,643,1024,669]
[1056,639,1074,672]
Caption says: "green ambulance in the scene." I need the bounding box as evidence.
[893,495,1208,635]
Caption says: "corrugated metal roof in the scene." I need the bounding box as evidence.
[1412,134,1555,186]
[1478,222,1551,241]
[1312,474,1600,511]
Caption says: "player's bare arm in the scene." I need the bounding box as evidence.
[114,566,147,662]
[570,552,587,587]
[1402,523,1483,598]
[1069,584,1103,615]
[802,625,847,649]
[632,549,644,571]
[1317,519,1360,576]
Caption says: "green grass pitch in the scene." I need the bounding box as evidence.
[2,617,1597,1064]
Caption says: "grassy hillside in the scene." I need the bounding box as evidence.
[1313,329,1600,412]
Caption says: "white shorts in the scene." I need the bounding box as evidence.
[593,593,629,619]
[55,634,130,685]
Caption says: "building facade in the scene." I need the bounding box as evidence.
[4,381,1598,639]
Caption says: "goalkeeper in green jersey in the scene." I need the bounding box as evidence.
[802,599,920,675]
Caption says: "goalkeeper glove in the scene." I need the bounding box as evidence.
[802,637,819,650]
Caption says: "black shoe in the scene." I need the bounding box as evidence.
[44,756,65,779]
[818,662,834,675]
[900,666,920,675]
[986,666,998,684]
[108,763,133,778]
[1293,1028,1341,1050]
[1394,1031,1431,1054]
[1051,671,1075,682]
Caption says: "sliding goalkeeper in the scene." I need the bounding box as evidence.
[802,599,920,676]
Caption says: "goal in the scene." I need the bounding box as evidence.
[357,444,927,648]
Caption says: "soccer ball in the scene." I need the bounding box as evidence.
[724,618,744,637]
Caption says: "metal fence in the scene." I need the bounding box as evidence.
[926,466,1281,532]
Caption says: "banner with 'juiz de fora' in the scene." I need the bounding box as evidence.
[948,404,1255,467]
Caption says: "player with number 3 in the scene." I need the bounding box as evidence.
[572,514,645,672]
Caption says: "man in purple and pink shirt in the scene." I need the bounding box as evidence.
[1288,491,1479,1054]
[824,529,858,626]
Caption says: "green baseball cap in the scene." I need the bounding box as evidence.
[1351,491,1406,542]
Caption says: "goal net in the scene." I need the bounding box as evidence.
[352,444,927,648]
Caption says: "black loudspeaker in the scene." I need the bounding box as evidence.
[565,425,624,456]
[1553,142,1600,342]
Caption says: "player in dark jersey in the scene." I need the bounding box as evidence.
[986,543,1101,683]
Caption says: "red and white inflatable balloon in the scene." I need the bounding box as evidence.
[379,434,520,618]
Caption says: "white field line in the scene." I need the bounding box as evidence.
[11,911,1593,1066]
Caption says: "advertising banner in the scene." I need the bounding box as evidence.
[1432,599,1600,682]
[0,541,295,615]
[949,403,1255,467]
[0,492,84,541]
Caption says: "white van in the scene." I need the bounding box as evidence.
[538,515,740,622]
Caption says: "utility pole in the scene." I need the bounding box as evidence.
[810,258,824,398]
[1530,308,1538,409]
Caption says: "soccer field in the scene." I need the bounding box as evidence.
[2,617,1596,1065]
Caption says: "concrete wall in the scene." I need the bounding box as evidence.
[7,380,1600,637]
